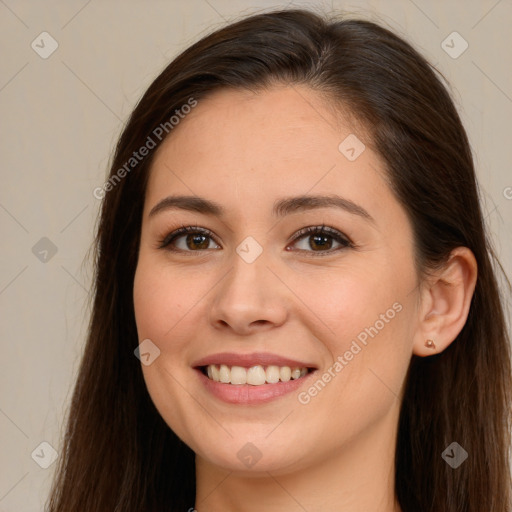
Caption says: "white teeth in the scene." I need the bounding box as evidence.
[247,366,266,385]
[280,366,291,382]
[219,364,230,383]
[265,365,280,384]
[291,367,301,379]
[204,364,310,385]
[230,365,247,385]
[211,364,220,382]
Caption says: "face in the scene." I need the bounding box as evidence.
[133,85,421,475]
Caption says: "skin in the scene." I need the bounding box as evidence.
[133,85,477,512]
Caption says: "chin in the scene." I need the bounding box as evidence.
[192,432,313,475]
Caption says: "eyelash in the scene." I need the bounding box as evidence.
[158,224,354,256]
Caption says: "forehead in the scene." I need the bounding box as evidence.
[157,85,356,154]
[145,85,389,218]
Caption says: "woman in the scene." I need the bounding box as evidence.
[46,8,511,512]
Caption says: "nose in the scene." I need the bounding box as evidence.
[209,247,288,335]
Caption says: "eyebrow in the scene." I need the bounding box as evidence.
[148,194,374,223]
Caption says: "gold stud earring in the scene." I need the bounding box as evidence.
[425,339,436,350]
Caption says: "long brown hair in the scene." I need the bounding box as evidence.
[46,8,511,511]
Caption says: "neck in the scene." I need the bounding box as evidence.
[194,405,402,512]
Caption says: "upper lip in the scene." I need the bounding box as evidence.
[192,352,317,369]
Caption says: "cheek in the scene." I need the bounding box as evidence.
[303,259,408,341]
[301,257,416,405]
[133,258,201,343]
[132,259,206,446]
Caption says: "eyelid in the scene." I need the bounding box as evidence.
[158,225,220,250]
[158,224,354,254]
[287,225,354,254]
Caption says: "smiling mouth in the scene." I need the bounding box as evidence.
[199,364,315,386]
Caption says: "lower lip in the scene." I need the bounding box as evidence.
[195,368,316,405]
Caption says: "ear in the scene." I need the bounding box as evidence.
[412,247,478,356]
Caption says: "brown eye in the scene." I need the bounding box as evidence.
[182,233,211,250]
[159,226,220,252]
[159,224,352,256]
[289,226,352,255]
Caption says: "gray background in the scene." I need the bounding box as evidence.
[1,0,511,510]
